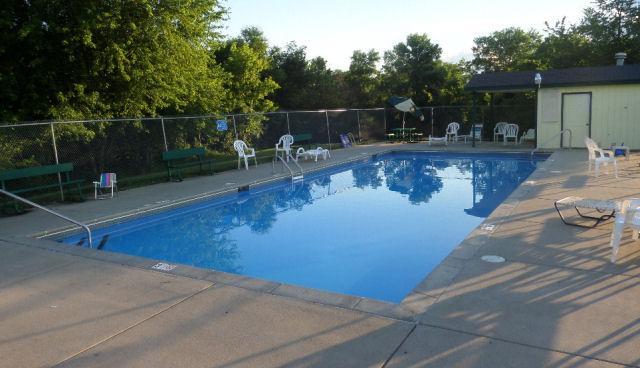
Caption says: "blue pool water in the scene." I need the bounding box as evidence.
[61,152,546,303]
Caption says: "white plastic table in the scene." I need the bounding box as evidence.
[610,146,630,160]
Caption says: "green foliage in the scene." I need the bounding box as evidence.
[579,0,640,64]
[382,34,444,105]
[346,50,381,107]
[536,18,593,69]
[0,0,228,122]
[472,27,543,73]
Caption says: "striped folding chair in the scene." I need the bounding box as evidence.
[93,173,117,199]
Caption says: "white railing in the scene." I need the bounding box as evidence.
[531,129,572,160]
[272,154,304,181]
[0,189,93,247]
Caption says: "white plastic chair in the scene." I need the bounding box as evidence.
[585,137,618,177]
[93,173,117,199]
[233,140,257,170]
[610,198,640,262]
[519,129,535,144]
[503,124,519,145]
[275,134,294,161]
[493,122,509,142]
[446,122,460,142]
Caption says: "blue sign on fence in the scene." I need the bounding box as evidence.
[216,119,228,131]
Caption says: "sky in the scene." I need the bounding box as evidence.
[222,0,592,70]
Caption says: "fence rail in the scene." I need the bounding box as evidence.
[0,104,535,199]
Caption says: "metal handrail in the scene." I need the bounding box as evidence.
[531,129,572,160]
[0,189,93,247]
[272,154,304,181]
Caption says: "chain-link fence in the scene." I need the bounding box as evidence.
[0,105,534,202]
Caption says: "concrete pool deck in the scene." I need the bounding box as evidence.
[1,142,640,367]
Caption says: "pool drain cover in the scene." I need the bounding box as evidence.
[152,262,177,271]
[481,255,506,263]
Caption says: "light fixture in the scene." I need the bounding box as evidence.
[534,73,542,87]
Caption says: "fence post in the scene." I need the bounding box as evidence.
[286,112,290,134]
[325,110,331,150]
[232,115,238,139]
[383,108,387,134]
[356,110,361,142]
[430,107,434,137]
[160,116,169,151]
[49,123,64,201]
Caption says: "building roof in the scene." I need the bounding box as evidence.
[465,64,640,92]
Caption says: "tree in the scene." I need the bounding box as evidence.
[346,49,381,107]
[579,0,640,64]
[382,33,444,105]
[472,27,543,72]
[216,27,278,113]
[0,0,228,122]
[268,42,310,109]
[536,18,593,69]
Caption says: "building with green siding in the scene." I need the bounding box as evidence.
[466,53,640,149]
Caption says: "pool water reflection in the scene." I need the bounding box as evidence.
[61,152,545,303]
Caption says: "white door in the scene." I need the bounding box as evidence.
[562,93,591,148]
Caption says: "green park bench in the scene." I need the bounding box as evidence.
[161,147,214,182]
[0,163,84,212]
[292,133,313,148]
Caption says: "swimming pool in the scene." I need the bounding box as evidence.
[61,151,546,303]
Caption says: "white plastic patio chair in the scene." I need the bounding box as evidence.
[275,134,294,162]
[519,129,535,144]
[585,137,618,177]
[233,140,257,170]
[493,122,509,142]
[610,198,640,262]
[503,124,519,145]
[93,173,117,199]
[445,122,460,142]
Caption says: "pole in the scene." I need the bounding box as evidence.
[471,93,477,148]
[286,112,290,134]
[160,116,168,151]
[430,107,434,138]
[535,86,539,148]
[383,108,387,135]
[356,110,361,142]
[50,123,64,201]
[325,110,331,150]
[232,115,238,139]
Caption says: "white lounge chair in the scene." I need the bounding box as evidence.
[295,147,330,162]
[520,129,535,144]
[428,135,447,146]
[493,122,509,142]
[610,198,640,262]
[93,173,117,199]
[585,137,618,177]
[233,140,257,170]
[503,124,519,145]
[275,134,294,161]
[554,196,618,228]
[445,122,460,142]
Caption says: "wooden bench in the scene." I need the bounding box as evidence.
[0,163,84,212]
[161,147,214,182]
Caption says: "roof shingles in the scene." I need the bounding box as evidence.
[465,65,640,92]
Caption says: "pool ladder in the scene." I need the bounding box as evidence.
[273,154,304,181]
